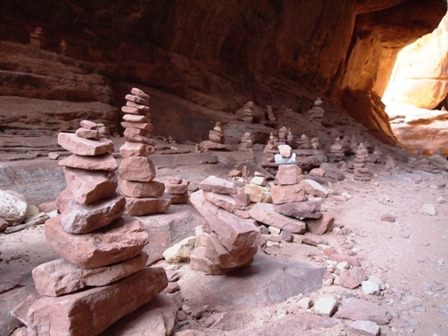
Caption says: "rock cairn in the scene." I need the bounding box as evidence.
[243,101,254,123]
[278,126,288,145]
[308,97,325,123]
[59,39,68,55]
[249,165,333,236]
[262,133,278,163]
[165,177,190,204]
[354,143,372,181]
[297,134,311,149]
[311,137,320,149]
[199,121,227,151]
[119,88,171,216]
[12,120,167,336]
[328,137,345,162]
[265,105,277,127]
[189,176,259,274]
[29,27,44,48]
[238,131,253,151]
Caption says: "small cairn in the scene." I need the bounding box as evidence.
[262,133,278,163]
[311,137,320,150]
[368,145,382,163]
[119,88,171,216]
[189,176,259,274]
[29,27,45,48]
[165,177,190,204]
[308,97,325,124]
[265,105,277,127]
[12,120,167,335]
[278,126,288,145]
[287,129,294,147]
[297,134,311,149]
[354,143,372,181]
[199,121,227,151]
[243,101,254,123]
[238,131,253,151]
[328,137,345,162]
[59,39,68,55]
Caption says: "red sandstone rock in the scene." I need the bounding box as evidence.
[131,87,150,100]
[338,267,367,289]
[165,180,189,195]
[274,200,322,219]
[336,297,392,325]
[125,196,171,216]
[121,180,165,198]
[275,164,303,185]
[249,203,306,234]
[306,214,335,235]
[199,175,236,195]
[125,93,149,106]
[45,214,148,268]
[124,126,152,137]
[75,127,100,140]
[15,268,167,336]
[271,182,308,204]
[169,194,189,204]
[123,113,150,123]
[302,179,329,198]
[58,153,117,171]
[124,133,155,145]
[64,167,117,204]
[57,133,113,156]
[119,157,156,182]
[126,100,150,112]
[203,191,237,213]
[119,141,154,158]
[56,189,125,233]
[121,121,154,132]
[32,253,149,296]
[79,120,98,129]
[190,190,259,252]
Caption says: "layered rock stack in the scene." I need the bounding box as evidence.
[328,137,345,162]
[119,88,171,216]
[354,143,372,181]
[308,97,325,124]
[311,137,320,149]
[243,101,254,123]
[297,134,311,149]
[265,105,277,127]
[59,39,68,55]
[165,177,190,204]
[189,176,259,274]
[262,133,278,163]
[12,121,167,336]
[29,27,44,48]
[278,126,288,145]
[199,121,227,150]
[238,131,253,151]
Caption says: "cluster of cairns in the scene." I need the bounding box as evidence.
[12,119,167,335]
[198,121,227,151]
[119,88,171,216]
[308,97,325,124]
[189,176,260,274]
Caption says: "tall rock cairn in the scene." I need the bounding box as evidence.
[354,143,372,181]
[12,120,167,336]
[119,88,171,216]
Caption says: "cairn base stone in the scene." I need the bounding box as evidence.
[125,196,171,216]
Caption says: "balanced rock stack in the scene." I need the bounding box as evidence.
[262,133,278,163]
[29,27,44,48]
[308,97,325,124]
[354,143,372,181]
[328,137,345,162]
[165,177,190,204]
[274,144,296,164]
[119,88,171,216]
[189,176,259,274]
[199,121,227,151]
[238,131,253,151]
[265,105,277,127]
[243,101,254,123]
[249,165,333,236]
[12,121,167,336]
[297,134,311,149]
[278,126,288,145]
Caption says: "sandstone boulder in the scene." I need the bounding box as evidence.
[249,203,306,234]
[57,133,113,156]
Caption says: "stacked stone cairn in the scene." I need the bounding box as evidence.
[311,137,320,149]
[265,105,277,127]
[249,164,334,236]
[297,134,311,149]
[354,143,372,181]
[59,39,68,55]
[328,137,345,162]
[12,120,167,336]
[29,27,44,48]
[189,176,260,274]
[199,121,227,150]
[238,131,253,151]
[119,88,171,216]
[262,133,278,163]
[308,97,325,124]
[278,126,288,145]
[243,101,254,123]
[165,177,190,204]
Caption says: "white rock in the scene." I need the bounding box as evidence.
[420,204,437,216]
[336,262,349,270]
[362,280,380,295]
[314,296,337,316]
[249,176,266,186]
[349,320,380,335]
[436,196,446,204]
[278,144,292,158]
[162,236,196,263]
[298,297,313,309]
[274,153,296,164]
[268,226,281,235]
[0,190,28,224]
[48,152,60,160]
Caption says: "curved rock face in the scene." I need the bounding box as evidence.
[0,1,446,143]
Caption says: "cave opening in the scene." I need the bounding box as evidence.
[381,11,448,156]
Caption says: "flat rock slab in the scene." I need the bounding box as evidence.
[335,297,392,325]
[199,175,236,195]
[45,214,148,268]
[274,200,322,220]
[14,268,167,336]
[179,252,325,310]
[32,253,149,296]
[125,196,171,216]
[57,133,114,156]
[58,153,117,171]
[249,203,306,234]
